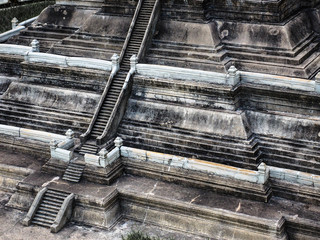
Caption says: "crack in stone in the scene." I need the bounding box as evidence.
[190,194,200,204]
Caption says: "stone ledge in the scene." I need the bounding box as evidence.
[120,191,287,240]
[122,157,271,202]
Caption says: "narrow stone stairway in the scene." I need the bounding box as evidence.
[32,189,69,227]
[62,162,85,183]
[78,0,156,155]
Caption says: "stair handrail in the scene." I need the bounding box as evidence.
[137,0,161,61]
[96,57,136,145]
[21,187,47,226]
[80,54,120,143]
[80,0,143,143]
[118,0,144,64]
[50,193,75,233]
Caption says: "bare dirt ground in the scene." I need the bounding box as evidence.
[0,191,207,240]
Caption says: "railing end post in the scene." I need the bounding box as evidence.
[130,54,138,72]
[226,65,240,86]
[111,53,120,72]
[31,39,39,52]
[114,136,123,148]
[11,17,18,29]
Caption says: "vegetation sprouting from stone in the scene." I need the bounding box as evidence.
[0,0,54,33]
[122,230,175,240]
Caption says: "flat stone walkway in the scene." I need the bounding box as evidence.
[0,149,45,171]
[115,174,320,222]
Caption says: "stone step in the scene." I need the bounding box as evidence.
[67,165,85,171]
[119,136,258,169]
[62,176,80,182]
[149,47,222,61]
[28,26,76,34]
[91,129,104,135]
[63,162,85,182]
[0,108,88,131]
[151,40,217,53]
[63,171,82,177]
[0,99,91,119]
[120,120,256,149]
[119,124,258,158]
[45,192,66,200]
[20,30,70,40]
[34,213,56,221]
[50,46,116,60]
[60,38,123,49]
[41,200,63,207]
[46,189,69,198]
[42,196,64,204]
[32,220,52,228]
[38,206,59,214]
[36,210,57,218]
[79,149,97,155]
[145,54,221,70]
[62,173,81,182]
[64,168,83,174]
[39,203,61,211]
[78,148,97,153]
[0,112,86,136]
[119,131,259,164]
[98,113,112,118]
[33,216,55,225]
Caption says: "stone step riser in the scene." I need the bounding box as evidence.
[62,163,85,183]
[119,129,258,158]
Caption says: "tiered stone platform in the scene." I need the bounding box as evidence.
[2,151,319,239]
[145,0,320,78]
[0,0,319,238]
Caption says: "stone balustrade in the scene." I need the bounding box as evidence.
[50,129,75,162]
[120,145,269,184]
[0,124,66,142]
[0,43,116,71]
[0,16,38,42]
[84,137,123,167]
[0,124,75,162]
[135,63,229,85]
[24,52,114,71]
[134,63,318,93]
[0,26,26,42]
[0,0,9,5]
[269,166,320,188]
[241,71,316,92]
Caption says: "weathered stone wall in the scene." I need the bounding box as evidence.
[118,73,320,174]
[204,0,320,22]
[146,1,320,78]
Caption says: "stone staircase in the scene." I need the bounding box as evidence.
[78,137,117,156]
[78,0,157,155]
[32,189,69,228]
[62,162,85,183]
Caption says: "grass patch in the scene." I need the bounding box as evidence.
[122,230,175,240]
